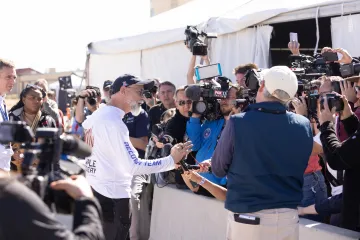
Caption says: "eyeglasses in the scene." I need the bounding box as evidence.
[126,86,144,97]
[177,100,192,106]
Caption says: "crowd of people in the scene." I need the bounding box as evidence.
[0,39,359,240]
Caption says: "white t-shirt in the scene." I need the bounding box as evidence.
[82,105,175,199]
[0,96,13,171]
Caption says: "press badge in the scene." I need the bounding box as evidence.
[234,214,260,225]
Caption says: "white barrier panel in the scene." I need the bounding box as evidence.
[150,185,360,240]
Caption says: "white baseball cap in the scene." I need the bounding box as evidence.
[263,66,298,101]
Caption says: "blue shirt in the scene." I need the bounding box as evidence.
[123,110,149,158]
[186,117,227,185]
[212,102,313,213]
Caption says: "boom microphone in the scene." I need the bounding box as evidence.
[61,135,92,159]
[185,85,202,101]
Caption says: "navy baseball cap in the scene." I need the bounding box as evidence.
[103,80,113,89]
[111,74,155,94]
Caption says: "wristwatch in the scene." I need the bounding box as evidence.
[198,177,206,186]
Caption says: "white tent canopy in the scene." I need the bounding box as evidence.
[88,0,357,54]
[87,0,360,88]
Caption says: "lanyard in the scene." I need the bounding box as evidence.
[0,104,8,121]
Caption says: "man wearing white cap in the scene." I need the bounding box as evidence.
[211,66,313,240]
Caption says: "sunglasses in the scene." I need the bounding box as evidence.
[177,100,192,106]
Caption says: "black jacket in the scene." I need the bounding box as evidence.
[320,115,360,232]
[0,178,104,239]
[148,103,167,132]
[165,110,195,165]
[164,109,189,145]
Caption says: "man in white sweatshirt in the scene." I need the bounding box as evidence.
[82,74,191,240]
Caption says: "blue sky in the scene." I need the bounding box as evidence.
[0,0,150,72]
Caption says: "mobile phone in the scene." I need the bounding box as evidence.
[289,32,298,42]
[195,63,222,81]
[322,52,339,62]
[234,214,260,225]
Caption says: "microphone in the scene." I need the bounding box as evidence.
[61,135,92,159]
[181,164,212,172]
[185,84,202,101]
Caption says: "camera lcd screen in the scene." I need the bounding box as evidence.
[195,63,222,81]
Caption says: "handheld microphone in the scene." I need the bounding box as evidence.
[185,84,202,101]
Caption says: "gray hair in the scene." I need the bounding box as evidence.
[34,78,49,92]
[263,87,290,105]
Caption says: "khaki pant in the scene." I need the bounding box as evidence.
[226,208,299,240]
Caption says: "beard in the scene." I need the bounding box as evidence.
[130,101,142,116]
[220,105,232,116]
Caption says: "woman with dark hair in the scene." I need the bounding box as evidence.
[9,84,56,172]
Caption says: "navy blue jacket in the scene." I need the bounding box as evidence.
[212,102,313,213]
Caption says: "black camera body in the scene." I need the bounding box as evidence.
[85,86,101,106]
[184,26,217,56]
[320,94,344,112]
[145,123,173,159]
[185,79,229,121]
[290,54,334,76]
[143,85,158,99]
[0,122,92,214]
[340,63,360,78]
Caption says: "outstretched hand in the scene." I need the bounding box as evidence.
[170,141,193,164]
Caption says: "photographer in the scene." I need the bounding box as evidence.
[0,173,104,239]
[233,63,258,87]
[75,86,102,127]
[142,81,158,113]
[82,74,192,240]
[185,82,238,196]
[319,94,360,232]
[163,86,195,187]
[291,96,328,222]
[212,66,313,239]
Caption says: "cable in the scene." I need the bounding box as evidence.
[313,7,320,56]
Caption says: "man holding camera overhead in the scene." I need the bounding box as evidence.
[212,66,313,240]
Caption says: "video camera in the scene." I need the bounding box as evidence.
[0,122,92,214]
[236,69,262,105]
[340,63,360,78]
[289,53,335,76]
[184,25,217,56]
[145,123,174,159]
[185,77,230,121]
